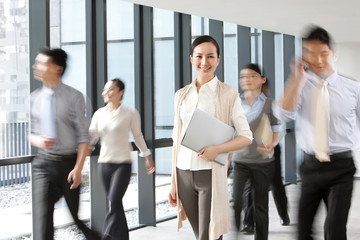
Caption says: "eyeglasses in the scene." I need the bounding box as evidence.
[239,74,260,79]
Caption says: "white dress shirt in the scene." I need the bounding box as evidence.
[276,71,360,155]
[173,76,253,171]
[89,104,151,164]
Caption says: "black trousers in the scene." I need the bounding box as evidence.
[32,155,99,240]
[298,152,356,240]
[99,163,132,240]
[243,145,289,227]
[233,161,274,240]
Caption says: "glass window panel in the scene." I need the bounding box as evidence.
[224,21,237,35]
[153,8,174,38]
[191,16,209,80]
[60,0,86,43]
[224,22,238,89]
[191,15,209,37]
[0,0,31,238]
[153,10,175,139]
[107,0,134,40]
[155,147,177,220]
[61,44,87,97]
[107,42,135,109]
[0,0,30,157]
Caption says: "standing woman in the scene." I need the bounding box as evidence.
[89,78,155,240]
[168,35,253,240]
[232,64,282,240]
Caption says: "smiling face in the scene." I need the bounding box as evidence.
[102,81,124,105]
[302,40,336,79]
[190,42,220,81]
[239,68,266,92]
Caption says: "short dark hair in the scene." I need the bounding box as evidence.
[110,78,125,100]
[39,47,68,75]
[190,35,220,57]
[110,78,125,91]
[242,63,263,77]
[303,26,334,49]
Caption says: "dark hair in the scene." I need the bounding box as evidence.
[190,35,220,57]
[303,26,334,49]
[242,63,263,77]
[110,78,125,91]
[109,78,125,100]
[39,47,68,75]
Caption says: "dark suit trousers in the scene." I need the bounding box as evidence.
[233,161,274,240]
[271,145,288,220]
[98,163,132,240]
[32,156,99,240]
[298,152,356,240]
[242,145,289,227]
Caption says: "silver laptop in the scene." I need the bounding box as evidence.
[181,108,235,165]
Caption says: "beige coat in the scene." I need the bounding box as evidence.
[173,80,240,240]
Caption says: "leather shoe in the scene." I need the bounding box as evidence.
[240,225,254,234]
[280,214,290,226]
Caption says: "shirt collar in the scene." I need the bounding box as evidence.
[325,71,338,85]
[105,102,123,114]
[240,92,266,103]
[309,71,338,86]
[191,75,219,92]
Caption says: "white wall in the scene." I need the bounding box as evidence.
[336,42,360,177]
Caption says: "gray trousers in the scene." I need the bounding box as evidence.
[177,168,222,240]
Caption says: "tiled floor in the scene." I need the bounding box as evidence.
[130,180,360,240]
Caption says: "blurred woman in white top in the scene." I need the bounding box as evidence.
[89,78,155,240]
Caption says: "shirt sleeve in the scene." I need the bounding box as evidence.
[130,109,151,157]
[30,91,40,135]
[269,99,283,133]
[232,96,253,141]
[356,86,360,120]
[89,110,100,146]
[70,91,90,143]
[272,100,297,122]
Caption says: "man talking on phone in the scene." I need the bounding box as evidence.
[276,26,360,240]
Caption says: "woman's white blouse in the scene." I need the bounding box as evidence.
[89,104,151,163]
[173,77,252,171]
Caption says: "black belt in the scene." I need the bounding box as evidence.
[304,151,353,161]
[38,151,77,161]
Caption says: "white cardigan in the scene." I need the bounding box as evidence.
[173,80,251,240]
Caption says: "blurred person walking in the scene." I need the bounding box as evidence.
[89,78,155,240]
[30,47,100,240]
[276,26,359,240]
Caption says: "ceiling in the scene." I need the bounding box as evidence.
[123,0,360,43]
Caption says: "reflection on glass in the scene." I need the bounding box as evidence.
[224,22,238,89]
[155,147,177,220]
[153,9,175,139]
